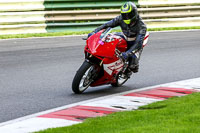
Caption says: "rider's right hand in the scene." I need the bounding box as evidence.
[88,32,95,38]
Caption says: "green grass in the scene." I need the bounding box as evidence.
[37,92,200,133]
[0,31,91,40]
[1,26,200,40]
[148,26,200,31]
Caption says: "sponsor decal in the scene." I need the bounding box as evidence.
[103,59,124,75]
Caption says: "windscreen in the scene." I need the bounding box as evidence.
[99,28,112,45]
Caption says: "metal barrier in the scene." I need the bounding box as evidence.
[0,0,200,35]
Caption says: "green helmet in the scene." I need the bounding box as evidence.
[121,2,138,25]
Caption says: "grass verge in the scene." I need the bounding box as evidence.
[36,92,200,133]
[1,26,200,40]
[0,31,91,40]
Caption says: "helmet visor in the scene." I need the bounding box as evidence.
[121,12,135,20]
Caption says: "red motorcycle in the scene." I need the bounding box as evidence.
[72,28,149,94]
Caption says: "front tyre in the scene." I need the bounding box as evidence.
[72,61,94,94]
[111,72,129,87]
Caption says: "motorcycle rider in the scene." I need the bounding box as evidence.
[88,1,147,75]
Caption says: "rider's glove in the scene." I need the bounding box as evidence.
[121,52,129,60]
[121,50,135,60]
[88,32,95,38]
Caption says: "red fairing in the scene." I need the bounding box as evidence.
[90,57,121,87]
[115,36,127,52]
[85,30,128,86]
[86,31,127,58]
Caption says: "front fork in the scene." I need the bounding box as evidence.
[85,53,104,83]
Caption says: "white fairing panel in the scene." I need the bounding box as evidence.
[143,32,149,47]
[103,59,124,75]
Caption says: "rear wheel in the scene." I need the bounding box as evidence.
[72,61,97,94]
[111,72,129,87]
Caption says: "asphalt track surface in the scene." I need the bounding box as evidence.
[0,30,200,123]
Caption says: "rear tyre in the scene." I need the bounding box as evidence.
[72,61,94,94]
[111,72,129,87]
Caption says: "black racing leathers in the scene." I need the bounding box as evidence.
[94,15,147,54]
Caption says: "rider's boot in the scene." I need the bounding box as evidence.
[130,64,139,73]
[129,56,139,73]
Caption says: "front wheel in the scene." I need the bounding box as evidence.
[72,61,96,94]
[111,72,129,87]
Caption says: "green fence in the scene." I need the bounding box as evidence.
[44,0,137,10]
[44,0,137,32]
[43,0,138,32]
[0,0,200,35]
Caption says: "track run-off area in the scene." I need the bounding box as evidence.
[0,30,200,123]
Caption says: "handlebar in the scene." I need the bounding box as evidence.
[82,37,88,40]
